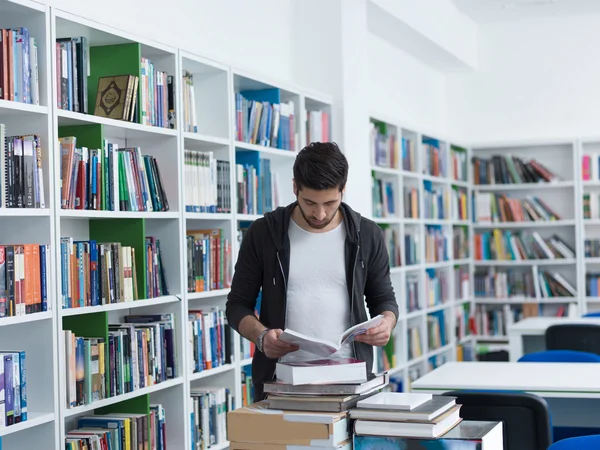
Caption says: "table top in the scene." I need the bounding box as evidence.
[410,361,600,398]
[508,317,600,335]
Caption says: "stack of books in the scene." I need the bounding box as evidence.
[350,392,503,449]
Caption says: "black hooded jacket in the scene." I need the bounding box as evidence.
[225,201,399,400]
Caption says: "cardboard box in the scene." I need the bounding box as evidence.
[229,439,352,450]
[227,401,350,447]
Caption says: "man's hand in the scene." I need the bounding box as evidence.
[262,329,299,359]
[355,312,396,347]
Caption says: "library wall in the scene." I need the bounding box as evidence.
[447,12,600,142]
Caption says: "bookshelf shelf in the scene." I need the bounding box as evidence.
[473,220,576,229]
[189,364,236,381]
[240,357,253,367]
[60,294,181,316]
[0,100,48,115]
[187,289,231,300]
[59,210,180,219]
[185,212,233,221]
[184,132,229,146]
[0,311,53,327]
[472,181,575,191]
[0,412,55,437]
[234,141,298,158]
[237,213,263,222]
[0,208,51,217]
[474,258,577,267]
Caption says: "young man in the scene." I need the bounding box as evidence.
[225,142,399,401]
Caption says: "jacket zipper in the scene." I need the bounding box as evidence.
[276,251,287,328]
[351,244,359,358]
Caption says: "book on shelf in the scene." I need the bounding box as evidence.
[263,372,389,397]
[93,74,139,122]
[60,236,169,309]
[450,146,468,182]
[452,187,468,220]
[582,192,600,220]
[234,90,296,151]
[181,70,198,133]
[453,227,469,260]
[0,350,27,426]
[186,228,232,293]
[191,386,233,449]
[427,310,449,351]
[407,325,423,361]
[0,28,40,105]
[59,136,169,212]
[405,228,420,266]
[422,138,446,178]
[67,405,167,450]
[425,269,450,308]
[306,109,330,143]
[372,175,395,218]
[184,149,231,213]
[278,314,384,358]
[275,358,367,386]
[241,367,254,407]
[56,37,89,114]
[235,154,281,215]
[404,186,419,219]
[473,154,559,185]
[188,306,232,372]
[474,230,575,261]
[423,181,448,220]
[381,225,401,268]
[402,137,417,172]
[0,244,50,317]
[1,125,46,208]
[64,314,177,408]
[585,238,600,257]
[474,268,536,299]
[406,273,421,313]
[474,192,560,223]
[425,225,448,263]
[370,121,399,169]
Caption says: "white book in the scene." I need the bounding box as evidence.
[278,315,384,357]
[357,392,432,411]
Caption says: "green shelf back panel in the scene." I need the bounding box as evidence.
[88,43,142,123]
[370,118,387,135]
[58,124,104,149]
[88,218,147,299]
[62,311,108,342]
[97,394,150,415]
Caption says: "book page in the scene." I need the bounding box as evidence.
[277,329,339,357]
[339,314,384,346]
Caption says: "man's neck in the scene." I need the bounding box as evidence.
[291,205,343,233]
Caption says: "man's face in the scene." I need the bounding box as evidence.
[294,182,343,230]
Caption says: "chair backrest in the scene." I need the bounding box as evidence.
[442,390,553,450]
[583,312,600,317]
[545,324,600,356]
[548,434,600,449]
[518,349,600,363]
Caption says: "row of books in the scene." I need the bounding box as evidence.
[234,92,296,151]
[0,28,40,105]
[190,387,232,449]
[427,311,449,351]
[59,137,169,212]
[423,139,447,178]
[453,227,469,260]
[188,307,232,373]
[423,182,447,220]
[382,226,401,268]
[583,152,600,182]
[450,147,468,182]
[425,226,448,263]
[60,236,169,310]
[472,155,558,185]
[66,406,166,450]
[0,350,26,427]
[585,238,600,257]
[306,109,330,144]
[474,230,575,261]
[405,228,419,266]
[404,186,418,219]
[235,158,280,215]
[406,273,419,313]
[184,150,231,214]
[585,273,600,297]
[64,314,177,408]
[181,70,198,133]
[452,188,468,221]
[370,121,398,169]
[474,269,536,299]
[474,192,560,223]
[1,126,46,209]
[56,37,89,114]
[0,244,50,317]
[583,192,600,220]
[186,229,232,293]
[455,266,470,300]
[408,324,422,361]
[425,269,450,307]
[372,176,395,218]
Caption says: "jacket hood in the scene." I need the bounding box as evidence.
[263,201,362,251]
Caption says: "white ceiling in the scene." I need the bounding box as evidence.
[453,0,600,23]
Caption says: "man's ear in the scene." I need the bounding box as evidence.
[292,179,298,196]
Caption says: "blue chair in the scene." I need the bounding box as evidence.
[518,350,600,363]
[584,312,600,317]
[549,434,600,449]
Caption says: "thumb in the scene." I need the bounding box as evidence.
[273,329,284,337]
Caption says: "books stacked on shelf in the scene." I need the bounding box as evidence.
[306,109,330,143]
[369,121,398,169]
[450,146,468,182]
[406,273,420,313]
[0,28,40,105]
[188,307,232,373]
[474,230,575,262]
[235,155,280,215]
[583,192,600,220]
[181,70,197,133]
[428,352,450,371]
[455,303,472,343]
[190,386,233,449]
[423,181,447,220]
[585,238,600,257]
[405,228,419,266]
[186,228,232,293]
[427,311,448,351]
[63,314,177,408]
[474,269,536,300]
[0,126,46,208]
[234,91,296,151]
[372,175,396,218]
[402,137,417,173]
[474,193,560,223]
[376,339,396,373]
[404,186,419,219]
[350,392,463,440]
[472,154,558,185]
[0,244,50,316]
[240,334,254,361]
[454,266,470,301]
[422,138,446,178]
[425,269,449,308]
[425,226,448,263]
[451,187,468,221]
[66,405,167,449]
[60,236,169,309]
[538,271,576,298]
[453,227,469,260]
[381,225,401,268]
[58,137,169,212]
[585,272,600,298]
[0,350,27,426]
[241,367,253,407]
[408,324,423,361]
[184,150,231,213]
[55,37,89,113]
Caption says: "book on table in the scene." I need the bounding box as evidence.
[275,358,367,385]
[263,372,389,396]
[277,315,384,357]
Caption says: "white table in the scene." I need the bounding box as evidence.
[410,361,600,427]
[508,317,600,361]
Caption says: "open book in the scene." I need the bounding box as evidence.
[278,315,384,357]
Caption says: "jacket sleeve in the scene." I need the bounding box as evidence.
[225,222,264,332]
[364,224,399,321]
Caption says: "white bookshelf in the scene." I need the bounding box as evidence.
[368,114,474,392]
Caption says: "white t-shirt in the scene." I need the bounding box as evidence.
[280,217,353,362]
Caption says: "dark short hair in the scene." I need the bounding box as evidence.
[293,142,348,191]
